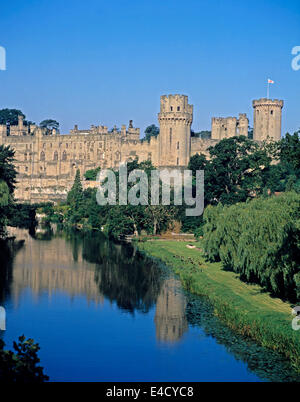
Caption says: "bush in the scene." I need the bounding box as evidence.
[202,192,300,301]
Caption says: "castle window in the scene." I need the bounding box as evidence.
[53,151,58,161]
[170,106,173,111]
[177,106,180,111]
[177,157,179,165]
[40,151,45,161]
[25,167,28,172]
[24,153,27,161]
[270,110,273,115]
[169,128,172,144]
[62,151,67,161]
[177,141,179,150]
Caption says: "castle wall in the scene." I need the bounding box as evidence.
[211,113,249,140]
[0,94,283,203]
[0,121,159,202]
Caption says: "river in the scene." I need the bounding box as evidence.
[0,228,299,382]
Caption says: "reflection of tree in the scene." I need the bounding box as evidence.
[154,279,188,343]
[186,295,300,382]
[79,232,164,314]
[0,239,23,305]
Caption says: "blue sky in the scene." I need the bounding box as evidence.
[0,0,299,136]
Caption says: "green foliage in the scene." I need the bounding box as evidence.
[0,109,25,126]
[205,136,271,205]
[0,180,10,207]
[202,192,300,301]
[139,240,300,372]
[39,119,59,131]
[188,153,207,177]
[0,145,17,237]
[0,145,17,194]
[202,204,224,261]
[0,336,49,382]
[84,167,101,181]
[7,203,37,229]
[144,124,159,142]
[279,131,300,170]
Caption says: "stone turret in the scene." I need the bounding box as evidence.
[211,113,249,140]
[238,113,249,136]
[158,94,193,167]
[253,98,284,141]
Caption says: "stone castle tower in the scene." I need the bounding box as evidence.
[158,94,193,167]
[253,98,284,141]
[0,93,284,203]
[211,113,249,140]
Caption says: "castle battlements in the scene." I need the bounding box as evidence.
[0,93,284,203]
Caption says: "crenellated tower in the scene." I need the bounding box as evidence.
[253,98,284,141]
[158,94,193,167]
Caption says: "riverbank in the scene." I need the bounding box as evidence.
[137,239,300,371]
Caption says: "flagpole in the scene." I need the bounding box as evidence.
[267,81,269,99]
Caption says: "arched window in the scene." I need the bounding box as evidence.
[53,151,58,161]
[177,141,179,150]
[270,110,274,115]
[62,151,67,161]
[177,106,180,111]
[177,157,179,166]
[40,151,45,161]
[170,106,173,111]
[24,153,27,161]
[169,128,172,144]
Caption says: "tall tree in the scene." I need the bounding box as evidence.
[39,119,60,131]
[202,136,271,205]
[0,145,16,194]
[144,125,159,142]
[0,109,24,126]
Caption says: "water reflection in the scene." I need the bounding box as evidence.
[155,279,188,343]
[8,230,103,305]
[0,228,300,381]
[72,231,164,314]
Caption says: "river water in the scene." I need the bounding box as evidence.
[0,228,299,382]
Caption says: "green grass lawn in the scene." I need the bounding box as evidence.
[138,239,300,371]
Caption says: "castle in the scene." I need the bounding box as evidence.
[0,95,284,203]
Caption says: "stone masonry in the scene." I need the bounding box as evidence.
[0,95,283,203]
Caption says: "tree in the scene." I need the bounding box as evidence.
[0,109,33,126]
[39,119,60,131]
[66,170,84,224]
[0,145,17,193]
[0,145,17,237]
[279,131,300,170]
[204,136,271,205]
[144,125,159,142]
[0,336,49,382]
[0,109,25,126]
[188,153,207,176]
[84,167,101,181]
